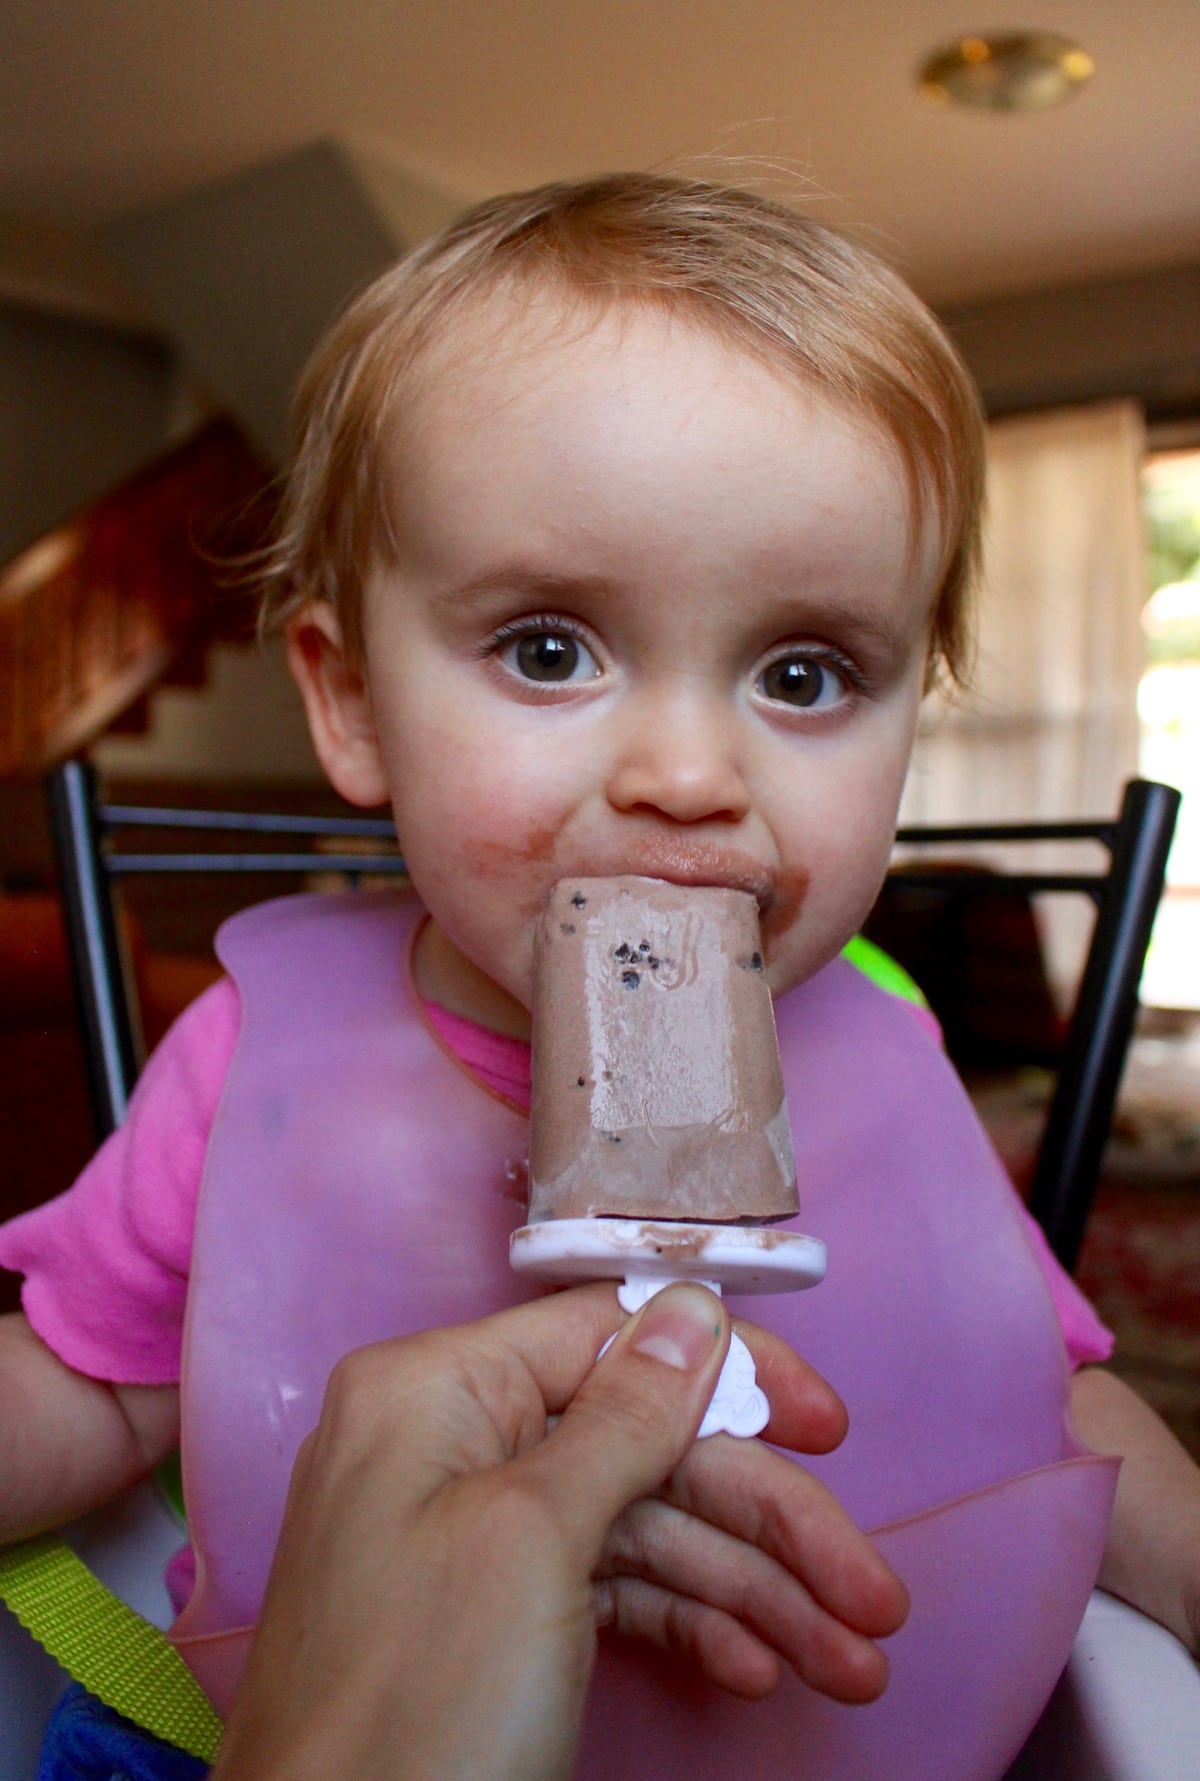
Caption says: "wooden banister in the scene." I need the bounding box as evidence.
[0,418,272,777]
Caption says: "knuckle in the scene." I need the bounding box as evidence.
[321,1329,463,1442]
[321,1344,385,1426]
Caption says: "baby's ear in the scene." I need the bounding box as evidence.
[285,604,390,808]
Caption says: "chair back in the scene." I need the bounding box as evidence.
[883,779,1180,1269]
[46,759,406,1139]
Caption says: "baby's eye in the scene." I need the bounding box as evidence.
[758,653,851,710]
[499,628,600,684]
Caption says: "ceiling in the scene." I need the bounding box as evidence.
[3,0,1198,310]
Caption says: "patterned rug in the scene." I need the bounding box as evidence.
[1076,1180,1200,1463]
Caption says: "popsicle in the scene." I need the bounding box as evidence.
[511,875,825,1439]
[527,876,799,1226]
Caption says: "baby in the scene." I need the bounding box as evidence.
[3,173,1199,1779]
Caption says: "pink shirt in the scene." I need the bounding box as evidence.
[0,976,1112,1383]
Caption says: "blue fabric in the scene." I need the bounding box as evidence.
[37,1685,209,1781]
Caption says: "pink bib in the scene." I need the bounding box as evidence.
[170,892,1116,1779]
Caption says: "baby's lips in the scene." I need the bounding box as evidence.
[551,849,776,913]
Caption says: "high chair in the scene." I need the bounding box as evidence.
[1,763,1195,1778]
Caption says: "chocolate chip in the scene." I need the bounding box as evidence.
[621,969,641,988]
[571,892,587,908]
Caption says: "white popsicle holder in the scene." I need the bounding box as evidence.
[510,1216,826,1438]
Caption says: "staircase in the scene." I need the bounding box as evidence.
[0,420,275,1266]
[0,417,272,778]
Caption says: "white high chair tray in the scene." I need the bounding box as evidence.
[1004,1589,1200,1780]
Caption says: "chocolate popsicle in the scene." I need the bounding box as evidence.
[528,877,799,1225]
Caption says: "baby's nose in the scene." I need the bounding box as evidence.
[605,694,750,825]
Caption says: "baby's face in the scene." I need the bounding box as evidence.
[291,297,941,1036]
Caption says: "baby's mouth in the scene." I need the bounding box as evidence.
[562,846,775,916]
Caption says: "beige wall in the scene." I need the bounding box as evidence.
[941,259,1200,422]
[0,299,174,563]
[93,637,322,785]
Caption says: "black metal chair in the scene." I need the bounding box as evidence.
[883,778,1180,1269]
[45,759,407,1141]
[45,760,1179,1272]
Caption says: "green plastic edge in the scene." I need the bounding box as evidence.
[840,933,929,1008]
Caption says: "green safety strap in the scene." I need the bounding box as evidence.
[0,935,919,1766]
[841,933,930,1009]
[0,1528,222,1763]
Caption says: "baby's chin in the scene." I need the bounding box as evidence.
[764,960,806,1000]
[762,932,848,1000]
[414,919,533,1038]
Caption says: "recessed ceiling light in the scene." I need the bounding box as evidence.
[918,30,1095,113]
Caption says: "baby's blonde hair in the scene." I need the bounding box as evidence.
[260,172,985,683]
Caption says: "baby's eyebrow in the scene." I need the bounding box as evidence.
[435,564,618,609]
[794,600,919,657]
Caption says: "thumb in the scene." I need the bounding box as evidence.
[518,1283,730,1566]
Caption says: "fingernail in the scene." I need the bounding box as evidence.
[629,1286,722,1372]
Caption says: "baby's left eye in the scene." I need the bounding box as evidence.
[498,629,600,685]
[757,654,850,710]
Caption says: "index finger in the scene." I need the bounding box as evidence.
[734,1318,849,1455]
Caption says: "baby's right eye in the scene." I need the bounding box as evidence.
[496,627,601,684]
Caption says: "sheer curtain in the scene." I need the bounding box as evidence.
[899,399,1147,995]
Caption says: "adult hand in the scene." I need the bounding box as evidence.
[212,1283,903,1781]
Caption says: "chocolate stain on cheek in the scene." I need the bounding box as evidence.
[762,867,807,950]
[462,824,561,883]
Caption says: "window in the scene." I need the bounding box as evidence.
[1138,449,1200,1010]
